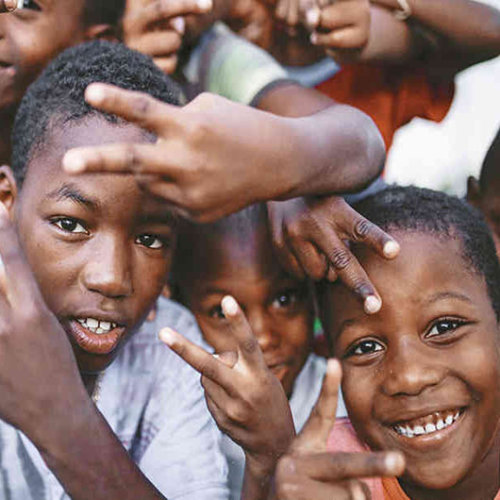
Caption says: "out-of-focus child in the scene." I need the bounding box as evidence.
[467,127,500,255]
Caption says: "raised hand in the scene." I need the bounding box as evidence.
[307,0,371,62]
[267,196,400,314]
[0,204,89,446]
[160,296,295,479]
[62,84,308,223]
[275,359,405,500]
[122,0,213,74]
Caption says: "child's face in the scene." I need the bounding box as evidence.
[322,231,500,490]
[178,227,314,396]
[0,0,90,112]
[12,117,175,374]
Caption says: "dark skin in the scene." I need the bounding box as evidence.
[0,0,114,164]
[320,231,500,500]
[467,176,500,257]
[0,116,180,499]
[62,83,400,314]
[175,218,314,397]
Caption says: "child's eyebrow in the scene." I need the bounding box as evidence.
[46,183,99,210]
[424,291,473,305]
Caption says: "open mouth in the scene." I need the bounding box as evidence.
[66,317,126,355]
[392,408,465,438]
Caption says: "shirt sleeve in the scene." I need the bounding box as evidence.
[183,22,290,105]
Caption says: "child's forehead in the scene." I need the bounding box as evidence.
[322,231,487,328]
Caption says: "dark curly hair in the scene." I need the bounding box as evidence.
[351,185,500,318]
[12,40,182,185]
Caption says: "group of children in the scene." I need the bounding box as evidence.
[0,0,498,499]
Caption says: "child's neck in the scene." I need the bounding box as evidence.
[400,428,500,500]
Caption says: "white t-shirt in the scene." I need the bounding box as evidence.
[0,298,229,500]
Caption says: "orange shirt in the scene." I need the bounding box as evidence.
[316,64,454,151]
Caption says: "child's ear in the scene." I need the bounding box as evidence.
[466,176,481,208]
[0,166,17,216]
[84,24,119,42]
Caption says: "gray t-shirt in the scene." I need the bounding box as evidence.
[0,298,229,500]
[221,354,347,500]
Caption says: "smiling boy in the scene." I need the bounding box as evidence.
[297,186,500,499]
[0,40,228,499]
[0,0,124,162]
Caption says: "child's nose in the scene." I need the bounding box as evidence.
[382,337,443,397]
[247,311,279,351]
[81,238,133,299]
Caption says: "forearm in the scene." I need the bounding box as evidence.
[242,457,275,500]
[256,84,385,197]
[373,0,500,57]
[35,400,165,500]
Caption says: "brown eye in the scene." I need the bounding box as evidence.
[19,0,41,11]
[136,234,163,249]
[53,217,87,234]
[348,340,383,357]
[427,319,465,338]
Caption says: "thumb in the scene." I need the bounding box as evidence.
[291,358,341,454]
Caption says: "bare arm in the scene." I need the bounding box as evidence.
[0,206,166,500]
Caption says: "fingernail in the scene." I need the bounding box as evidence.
[85,84,106,105]
[326,358,340,375]
[383,240,400,259]
[221,296,239,317]
[159,327,178,345]
[306,8,319,27]
[197,0,212,11]
[62,150,85,174]
[385,452,405,475]
[172,16,185,34]
[310,32,318,44]
[364,295,381,314]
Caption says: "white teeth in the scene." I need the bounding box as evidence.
[425,423,436,433]
[75,318,117,335]
[87,318,99,329]
[393,410,463,438]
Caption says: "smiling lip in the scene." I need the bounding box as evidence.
[66,319,126,355]
[388,407,466,444]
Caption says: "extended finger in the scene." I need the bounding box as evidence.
[277,465,369,500]
[160,327,233,386]
[153,55,180,75]
[127,0,211,31]
[291,451,405,481]
[220,296,267,370]
[311,26,368,48]
[337,207,399,261]
[292,359,341,453]
[128,30,182,57]
[287,237,328,281]
[77,84,182,138]
[320,231,382,314]
[63,142,180,177]
[0,203,39,304]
